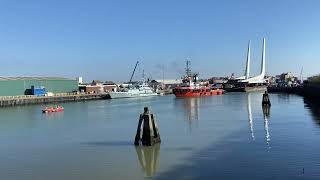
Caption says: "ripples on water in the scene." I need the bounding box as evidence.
[0,93,320,179]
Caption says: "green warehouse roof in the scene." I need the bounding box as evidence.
[0,77,75,81]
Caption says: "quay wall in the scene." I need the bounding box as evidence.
[302,84,320,98]
[268,85,319,98]
[0,94,110,107]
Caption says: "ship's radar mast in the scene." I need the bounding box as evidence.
[186,60,192,77]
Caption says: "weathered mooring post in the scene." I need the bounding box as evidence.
[134,107,161,146]
[262,91,271,106]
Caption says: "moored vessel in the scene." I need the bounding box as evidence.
[173,61,224,97]
[173,74,224,97]
[109,82,158,99]
[109,61,158,99]
[224,38,267,92]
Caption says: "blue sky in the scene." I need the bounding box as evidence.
[0,0,319,82]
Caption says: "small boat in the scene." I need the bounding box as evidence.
[42,106,64,113]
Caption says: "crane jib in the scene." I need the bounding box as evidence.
[129,61,139,84]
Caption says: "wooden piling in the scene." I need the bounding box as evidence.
[134,107,161,146]
[262,91,271,106]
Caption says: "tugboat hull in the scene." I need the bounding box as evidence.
[173,88,224,97]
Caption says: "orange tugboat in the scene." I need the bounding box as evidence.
[42,106,64,113]
[173,61,224,97]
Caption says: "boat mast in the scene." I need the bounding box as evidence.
[142,69,146,82]
[300,67,304,82]
[260,38,266,77]
[162,66,165,89]
[245,40,251,79]
[186,60,192,77]
[129,61,139,84]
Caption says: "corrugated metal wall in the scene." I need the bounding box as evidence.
[0,80,78,96]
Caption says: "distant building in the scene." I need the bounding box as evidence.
[0,77,78,96]
[273,72,300,87]
[91,80,103,86]
[154,79,182,89]
[155,79,182,85]
[264,75,276,85]
[280,72,295,82]
[79,80,116,93]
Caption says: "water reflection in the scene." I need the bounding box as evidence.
[0,107,40,131]
[247,93,272,147]
[303,96,320,125]
[184,98,200,123]
[247,94,255,141]
[277,93,290,103]
[175,98,200,129]
[42,112,65,120]
[262,105,271,148]
[135,143,160,177]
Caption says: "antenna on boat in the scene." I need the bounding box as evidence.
[142,69,146,82]
[186,60,192,77]
[129,61,139,84]
[162,66,165,89]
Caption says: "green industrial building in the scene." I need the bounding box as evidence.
[0,77,78,96]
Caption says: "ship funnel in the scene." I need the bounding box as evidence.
[245,40,251,79]
[260,38,266,77]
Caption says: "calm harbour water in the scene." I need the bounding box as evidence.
[1,93,320,180]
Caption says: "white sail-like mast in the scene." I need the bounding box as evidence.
[241,38,266,83]
[236,40,251,80]
[260,38,266,78]
[245,40,251,79]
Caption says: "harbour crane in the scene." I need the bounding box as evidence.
[129,61,139,84]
